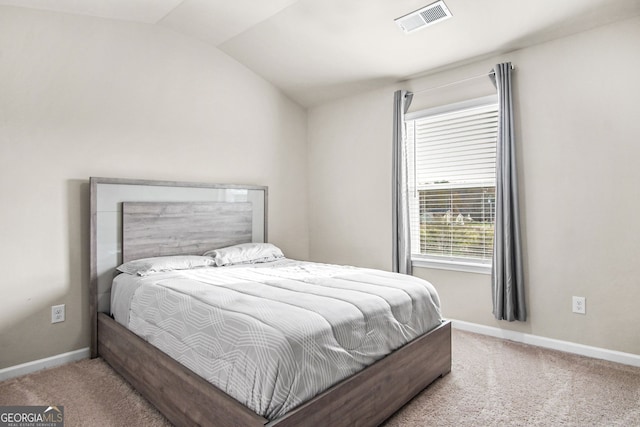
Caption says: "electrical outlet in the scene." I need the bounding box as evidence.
[572,296,586,315]
[51,304,65,323]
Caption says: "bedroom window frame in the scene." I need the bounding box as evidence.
[405,95,498,275]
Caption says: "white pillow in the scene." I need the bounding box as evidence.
[117,255,216,276]
[203,243,284,267]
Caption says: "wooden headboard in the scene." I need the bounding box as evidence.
[89,177,268,358]
[122,201,253,262]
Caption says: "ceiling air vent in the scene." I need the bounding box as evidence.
[395,1,452,34]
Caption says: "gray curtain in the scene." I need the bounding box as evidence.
[392,90,413,274]
[490,63,526,321]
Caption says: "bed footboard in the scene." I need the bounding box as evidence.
[98,312,451,427]
[269,320,451,426]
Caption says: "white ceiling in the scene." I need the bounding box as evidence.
[3,0,640,106]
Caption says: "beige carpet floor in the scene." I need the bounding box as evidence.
[1,329,639,426]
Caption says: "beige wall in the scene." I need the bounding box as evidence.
[308,16,640,355]
[2,7,639,370]
[0,7,308,368]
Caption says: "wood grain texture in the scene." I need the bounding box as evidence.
[90,178,98,358]
[122,202,253,262]
[90,176,268,191]
[98,312,451,427]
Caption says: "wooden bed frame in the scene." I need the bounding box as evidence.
[90,177,451,427]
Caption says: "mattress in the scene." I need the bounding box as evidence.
[111,259,443,420]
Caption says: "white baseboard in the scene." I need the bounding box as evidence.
[451,320,640,368]
[0,347,90,382]
[2,322,638,382]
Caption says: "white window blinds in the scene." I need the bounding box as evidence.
[406,97,498,265]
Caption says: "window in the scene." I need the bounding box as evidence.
[406,96,498,273]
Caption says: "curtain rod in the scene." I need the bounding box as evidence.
[410,65,515,96]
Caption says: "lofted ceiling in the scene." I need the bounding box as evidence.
[2,0,640,107]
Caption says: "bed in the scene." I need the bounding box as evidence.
[90,177,451,427]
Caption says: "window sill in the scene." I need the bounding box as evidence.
[411,257,491,275]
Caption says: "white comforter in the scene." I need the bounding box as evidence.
[111,259,443,419]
